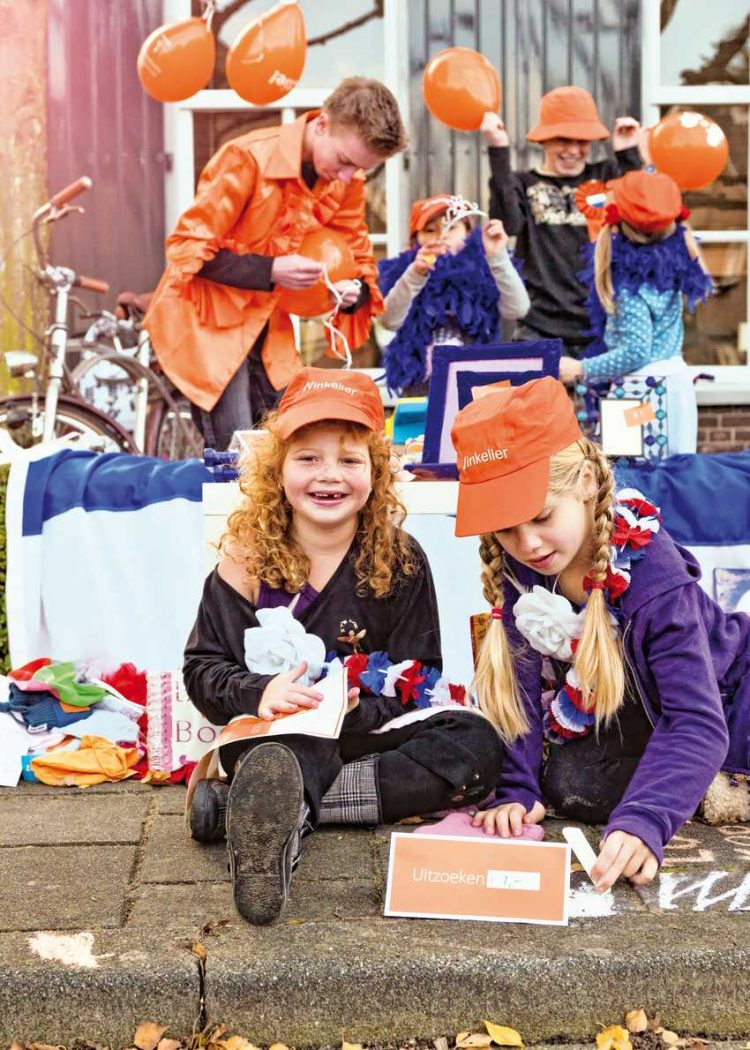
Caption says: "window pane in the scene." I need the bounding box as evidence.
[645,106,748,231]
[660,0,749,87]
[683,242,747,366]
[191,0,384,91]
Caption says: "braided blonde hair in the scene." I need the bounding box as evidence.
[473,439,625,741]
[594,219,712,314]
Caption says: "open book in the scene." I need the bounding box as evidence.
[216,667,348,747]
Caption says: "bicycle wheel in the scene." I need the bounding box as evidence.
[0,394,137,453]
[145,395,203,460]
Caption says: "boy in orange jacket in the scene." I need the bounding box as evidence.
[146,78,407,450]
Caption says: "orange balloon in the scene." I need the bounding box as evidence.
[278,228,356,318]
[423,47,501,132]
[226,0,306,105]
[137,18,215,103]
[650,112,729,191]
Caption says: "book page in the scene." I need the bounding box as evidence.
[218,667,348,746]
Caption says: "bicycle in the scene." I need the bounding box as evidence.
[71,292,203,460]
[0,177,202,459]
[0,176,137,453]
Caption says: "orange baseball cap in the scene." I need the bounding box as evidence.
[610,170,683,233]
[527,86,609,143]
[409,195,451,238]
[276,366,384,439]
[450,377,584,537]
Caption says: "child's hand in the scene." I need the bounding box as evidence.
[612,116,641,151]
[471,800,546,837]
[591,830,658,893]
[258,661,323,721]
[347,687,360,713]
[413,240,446,276]
[559,356,583,385]
[482,219,509,257]
[480,112,509,147]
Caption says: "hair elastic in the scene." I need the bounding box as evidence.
[586,579,606,591]
[490,607,503,620]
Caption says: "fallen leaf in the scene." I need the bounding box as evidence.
[596,1026,633,1050]
[27,1044,63,1050]
[10,1042,26,1050]
[268,1044,291,1050]
[456,1034,491,1048]
[484,1023,524,1048]
[157,1041,182,1050]
[191,942,207,962]
[223,1039,261,1050]
[661,1033,680,1046]
[286,918,306,925]
[457,1033,470,1044]
[134,1024,168,1050]
[434,1039,450,1050]
[200,918,230,937]
[625,1010,649,1034]
[342,1043,363,1050]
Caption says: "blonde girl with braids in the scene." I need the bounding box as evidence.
[184,367,504,926]
[452,377,750,893]
[558,169,713,454]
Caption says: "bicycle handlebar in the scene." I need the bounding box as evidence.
[76,274,110,295]
[49,176,92,210]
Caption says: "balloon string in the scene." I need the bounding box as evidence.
[201,0,216,30]
[322,265,352,369]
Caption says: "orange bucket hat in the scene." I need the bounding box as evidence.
[607,170,685,233]
[276,366,384,439]
[527,86,609,143]
[450,377,584,537]
[409,196,452,238]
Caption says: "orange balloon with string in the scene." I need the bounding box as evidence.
[649,112,729,191]
[226,0,306,106]
[137,18,215,103]
[278,228,357,318]
[422,47,501,132]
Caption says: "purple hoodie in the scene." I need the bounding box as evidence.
[494,526,750,864]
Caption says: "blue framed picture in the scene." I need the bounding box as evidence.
[421,340,563,468]
[456,369,547,411]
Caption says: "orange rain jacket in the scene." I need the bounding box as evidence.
[144,112,384,411]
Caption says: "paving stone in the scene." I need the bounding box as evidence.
[297,826,375,880]
[155,784,189,814]
[0,845,136,931]
[140,813,228,883]
[0,793,150,846]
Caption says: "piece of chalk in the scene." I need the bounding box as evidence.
[562,826,599,881]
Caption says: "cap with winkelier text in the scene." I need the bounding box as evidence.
[450,376,583,536]
[276,367,384,439]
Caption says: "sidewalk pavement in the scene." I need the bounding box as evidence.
[1,779,749,1046]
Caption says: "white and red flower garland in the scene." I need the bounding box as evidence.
[513,488,661,742]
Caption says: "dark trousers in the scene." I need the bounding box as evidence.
[220,710,504,824]
[190,334,281,451]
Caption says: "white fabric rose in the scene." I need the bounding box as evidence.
[513,586,585,661]
[243,606,326,684]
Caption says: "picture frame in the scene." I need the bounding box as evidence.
[456,369,546,411]
[421,340,563,469]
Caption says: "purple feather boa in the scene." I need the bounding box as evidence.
[580,224,713,358]
[377,229,508,392]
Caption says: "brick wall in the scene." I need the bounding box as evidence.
[697,405,750,453]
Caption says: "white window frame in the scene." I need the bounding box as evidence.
[162,0,409,254]
[642,0,750,403]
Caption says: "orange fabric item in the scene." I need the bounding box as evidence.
[409,196,451,238]
[30,735,140,787]
[527,86,609,143]
[276,366,384,439]
[610,170,683,234]
[450,376,583,537]
[144,111,383,412]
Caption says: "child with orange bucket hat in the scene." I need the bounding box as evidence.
[377,193,530,392]
[183,366,503,925]
[481,86,642,356]
[558,169,713,454]
[450,376,750,892]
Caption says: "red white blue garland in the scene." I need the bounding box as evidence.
[326,650,469,710]
[513,488,661,743]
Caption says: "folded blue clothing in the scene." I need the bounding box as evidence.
[0,685,93,731]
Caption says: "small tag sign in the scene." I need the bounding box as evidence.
[384,832,570,925]
[623,401,657,427]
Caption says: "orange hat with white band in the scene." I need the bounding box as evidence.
[450,377,584,537]
[409,196,451,238]
[276,366,384,439]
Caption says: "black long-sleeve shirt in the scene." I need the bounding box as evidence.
[488,146,641,346]
[183,535,442,733]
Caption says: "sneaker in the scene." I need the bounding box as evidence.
[226,741,306,926]
[189,778,229,843]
